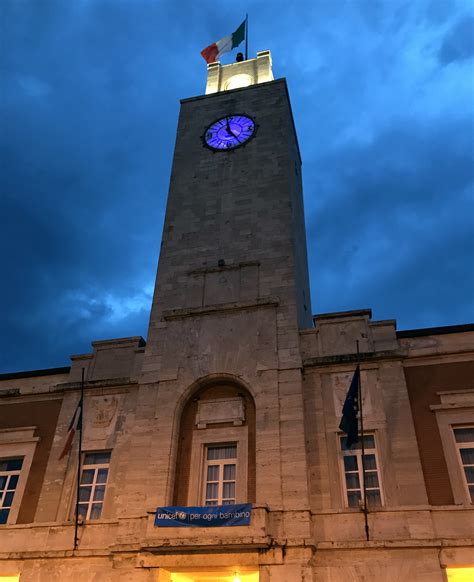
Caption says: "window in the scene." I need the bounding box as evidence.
[431,391,474,504]
[0,458,24,525]
[203,444,237,506]
[453,426,474,503]
[0,427,39,525]
[340,434,383,508]
[78,451,110,520]
[187,426,248,506]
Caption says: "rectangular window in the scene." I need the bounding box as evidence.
[340,435,383,508]
[78,451,111,520]
[0,458,24,525]
[203,444,237,506]
[453,426,474,503]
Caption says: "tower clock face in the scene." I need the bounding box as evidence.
[203,115,256,151]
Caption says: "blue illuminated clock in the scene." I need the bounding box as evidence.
[203,115,257,151]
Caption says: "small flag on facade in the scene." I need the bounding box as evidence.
[201,19,246,64]
[59,401,82,460]
[339,365,360,448]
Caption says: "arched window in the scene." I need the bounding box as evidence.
[173,381,256,506]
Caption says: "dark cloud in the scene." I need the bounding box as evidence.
[1,0,473,373]
[438,15,474,64]
[306,117,474,325]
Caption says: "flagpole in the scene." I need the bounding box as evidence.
[356,341,370,541]
[245,14,248,60]
[73,368,85,551]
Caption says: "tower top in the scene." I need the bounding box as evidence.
[205,50,274,95]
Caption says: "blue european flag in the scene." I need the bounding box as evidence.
[339,365,360,448]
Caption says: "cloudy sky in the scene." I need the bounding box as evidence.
[1,0,473,373]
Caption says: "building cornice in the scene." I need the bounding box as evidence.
[397,323,474,338]
[303,349,407,369]
[0,366,70,381]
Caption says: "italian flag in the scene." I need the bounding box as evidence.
[201,19,246,64]
[58,400,82,460]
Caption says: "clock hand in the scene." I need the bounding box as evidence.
[226,117,237,137]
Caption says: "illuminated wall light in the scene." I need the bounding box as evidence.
[232,572,241,582]
[446,567,474,582]
[0,577,20,582]
[225,74,252,91]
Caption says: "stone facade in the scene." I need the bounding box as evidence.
[0,53,473,581]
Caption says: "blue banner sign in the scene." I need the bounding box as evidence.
[154,504,252,527]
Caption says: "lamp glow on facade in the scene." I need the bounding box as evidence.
[169,571,257,581]
[446,567,474,582]
[225,74,252,91]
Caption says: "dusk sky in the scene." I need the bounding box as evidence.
[1,0,473,373]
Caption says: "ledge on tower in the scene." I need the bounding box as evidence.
[205,50,274,94]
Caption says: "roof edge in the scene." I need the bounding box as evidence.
[0,366,71,381]
[314,309,372,322]
[397,323,474,338]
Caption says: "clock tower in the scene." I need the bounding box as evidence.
[136,49,313,531]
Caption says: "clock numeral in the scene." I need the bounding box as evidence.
[206,132,212,140]
[226,142,233,148]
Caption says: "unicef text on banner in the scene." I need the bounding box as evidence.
[154,504,252,527]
